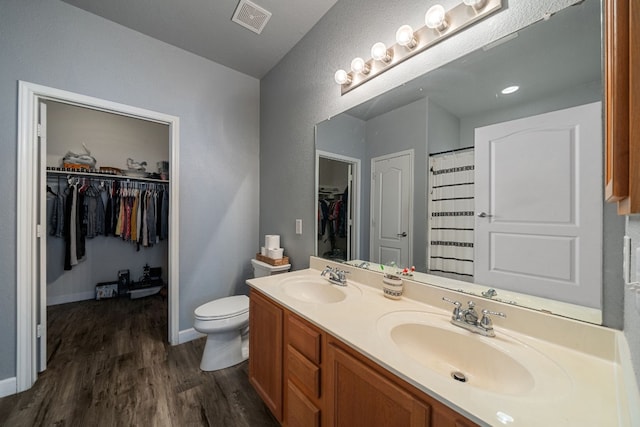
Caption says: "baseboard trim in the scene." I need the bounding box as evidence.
[178,328,205,344]
[47,291,96,306]
[0,377,17,398]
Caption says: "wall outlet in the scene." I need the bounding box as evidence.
[295,219,302,235]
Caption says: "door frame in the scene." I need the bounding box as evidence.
[16,81,181,393]
[315,150,361,261]
[369,149,414,268]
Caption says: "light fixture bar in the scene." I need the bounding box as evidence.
[338,0,502,95]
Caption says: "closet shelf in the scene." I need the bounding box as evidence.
[46,167,169,183]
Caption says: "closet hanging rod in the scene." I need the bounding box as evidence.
[46,168,169,183]
[429,146,474,157]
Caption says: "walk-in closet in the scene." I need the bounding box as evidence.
[317,157,350,261]
[44,100,170,357]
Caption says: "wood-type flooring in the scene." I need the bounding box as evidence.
[0,294,279,427]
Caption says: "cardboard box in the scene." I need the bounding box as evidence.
[96,281,119,300]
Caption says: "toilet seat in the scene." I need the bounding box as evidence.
[194,295,249,321]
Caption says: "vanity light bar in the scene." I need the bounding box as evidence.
[335,0,503,95]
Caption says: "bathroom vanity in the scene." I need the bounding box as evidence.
[249,287,474,426]
[247,257,639,426]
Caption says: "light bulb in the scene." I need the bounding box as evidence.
[396,25,417,49]
[351,57,370,74]
[425,4,448,31]
[463,0,486,9]
[334,69,351,85]
[501,85,519,94]
[371,42,393,63]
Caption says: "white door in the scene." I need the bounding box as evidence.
[38,100,47,372]
[474,102,602,308]
[346,164,353,260]
[371,150,413,268]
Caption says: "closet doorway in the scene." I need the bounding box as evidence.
[315,151,360,262]
[17,81,180,393]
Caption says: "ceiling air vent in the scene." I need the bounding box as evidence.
[231,0,272,35]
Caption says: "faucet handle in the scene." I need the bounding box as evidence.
[336,269,349,280]
[480,309,506,330]
[442,296,461,307]
[442,297,463,321]
[481,309,506,318]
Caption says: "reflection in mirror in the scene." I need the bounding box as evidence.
[315,1,618,324]
[316,151,360,262]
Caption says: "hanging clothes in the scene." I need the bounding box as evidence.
[48,186,65,238]
[64,183,77,270]
[49,174,170,270]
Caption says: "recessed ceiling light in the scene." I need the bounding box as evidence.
[501,85,520,94]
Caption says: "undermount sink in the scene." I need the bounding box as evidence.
[377,311,571,398]
[279,275,361,304]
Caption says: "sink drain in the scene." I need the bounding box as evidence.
[451,371,467,383]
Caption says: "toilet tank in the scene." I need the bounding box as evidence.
[251,258,291,278]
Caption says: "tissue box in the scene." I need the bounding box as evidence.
[96,281,119,300]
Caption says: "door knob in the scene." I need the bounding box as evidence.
[477,212,493,218]
[397,232,407,237]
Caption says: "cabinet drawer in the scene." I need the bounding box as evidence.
[287,345,320,398]
[287,314,321,364]
[287,380,320,427]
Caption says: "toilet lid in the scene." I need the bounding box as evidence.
[195,295,249,320]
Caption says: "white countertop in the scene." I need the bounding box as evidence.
[246,258,639,427]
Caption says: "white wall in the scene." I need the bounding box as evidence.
[259,0,634,384]
[0,0,259,381]
[46,101,169,171]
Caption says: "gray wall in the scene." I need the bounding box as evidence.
[315,114,366,255]
[260,0,634,382]
[427,99,461,154]
[624,218,640,386]
[1,0,259,381]
[366,98,428,271]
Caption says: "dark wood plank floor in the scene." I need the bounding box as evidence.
[0,294,280,427]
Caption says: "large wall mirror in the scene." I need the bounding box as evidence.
[315,0,622,324]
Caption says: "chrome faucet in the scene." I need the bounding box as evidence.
[442,297,506,337]
[481,288,498,298]
[321,266,348,286]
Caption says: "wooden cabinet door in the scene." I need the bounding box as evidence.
[249,289,284,422]
[325,340,430,427]
[287,380,321,427]
[432,405,477,427]
[605,0,640,213]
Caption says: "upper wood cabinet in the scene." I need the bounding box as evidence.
[605,0,640,214]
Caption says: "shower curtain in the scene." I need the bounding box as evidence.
[427,149,475,279]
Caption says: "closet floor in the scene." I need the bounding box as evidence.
[0,295,279,427]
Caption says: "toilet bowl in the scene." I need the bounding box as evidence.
[193,295,250,371]
[194,260,291,372]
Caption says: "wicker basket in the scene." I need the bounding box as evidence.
[256,253,290,266]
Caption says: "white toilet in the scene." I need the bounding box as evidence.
[193,258,291,371]
[251,258,291,277]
